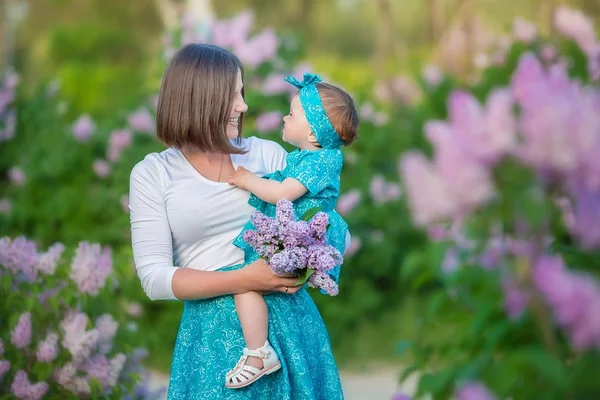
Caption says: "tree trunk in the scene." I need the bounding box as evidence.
[153,0,213,31]
[427,0,441,44]
[373,0,393,78]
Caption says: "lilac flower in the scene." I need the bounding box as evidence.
[70,242,112,295]
[36,242,64,275]
[60,312,100,363]
[454,381,497,400]
[250,210,277,239]
[8,166,26,186]
[399,152,457,226]
[121,194,130,213]
[0,360,10,380]
[513,17,537,44]
[11,370,48,400]
[11,312,32,349]
[337,189,361,216]
[270,249,298,275]
[503,279,528,320]
[307,245,341,273]
[275,199,295,230]
[72,115,95,142]
[441,248,460,274]
[533,255,600,350]
[0,338,4,356]
[107,129,132,162]
[0,236,39,280]
[36,332,59,363]
[282,220,310,248]
[568,181,600,249]
[243,230,263,250]
[126,302,142,317]
[255,111,283,133]
[93,159,111,179]
[262,73,289,95]
[96,314,118,354]
[128,108,154,133]
[554,7,598,56]
[235,28,279,68]
[81,353,126,390]
[392,393,412,400]
[308,212,329,240]
[308,271,339,296]
[54,362,91,395]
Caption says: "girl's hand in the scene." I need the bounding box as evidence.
[241,259,302,295]
[228,166,253,190]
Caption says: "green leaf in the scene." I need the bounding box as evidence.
[300,207,322,221]
[418,370,454,396]
[399,365,419,384]
[518,347,569,388]
[295,268,315,286]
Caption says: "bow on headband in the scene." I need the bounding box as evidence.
[283,73,343,149]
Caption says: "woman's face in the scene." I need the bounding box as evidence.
[227,69,248,140]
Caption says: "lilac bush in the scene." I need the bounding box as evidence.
[395,8,600,399]
[0,236,165,399]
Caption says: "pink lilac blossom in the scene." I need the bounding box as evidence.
[503,280,528,320]
[0,236,38,280]
[10,312,32,349]
[70,242,112,295]
[93,159,111,179]
[392,393,411,400]
[262,73,290,95]
[308,271,339,296]
[96,314,118,354]
[210,11,253,50]
[513,17,537,44]
[568,182,600,249]
[60,311,100,362]
[8,166,26,186]
[454,381,497,400]
[107,129,132,162]
[11,370,48,400]
[126,302,142,317]
[36,332,59,362]
[255,111,283,133]
[235,28,279,68]
[54,362,91,395]
[337,189,361,216]
[36,242,64,275]
[0,339,4,356]
[398,152,457,226]
[72,115,95,142]
[128,108,154,133]
[81,353,127,390]
[533,255,600,350]
[369,175,402,204]
[0,360,10,380]
[554,7,598,56]
[121,194,130,213]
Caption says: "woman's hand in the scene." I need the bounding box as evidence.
[241,259,302,295]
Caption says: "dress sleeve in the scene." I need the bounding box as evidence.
[129,158,178,301]
[290,149,342,195]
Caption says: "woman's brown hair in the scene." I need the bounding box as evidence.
[156,44,246,154]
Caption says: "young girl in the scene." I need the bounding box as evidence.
[225,72,359,389]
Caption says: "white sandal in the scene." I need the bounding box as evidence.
[225,340,281,389]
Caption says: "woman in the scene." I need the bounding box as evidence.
[129,43,345,399]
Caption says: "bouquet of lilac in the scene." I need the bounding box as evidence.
[242,199,342,296]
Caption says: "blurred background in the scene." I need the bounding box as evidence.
[2,0,600,399]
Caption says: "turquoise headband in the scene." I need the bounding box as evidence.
[284,73,344,149]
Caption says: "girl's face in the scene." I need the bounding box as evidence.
[227,69,248,140]
[282,95,312,148]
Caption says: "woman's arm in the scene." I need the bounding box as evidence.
[130,158,300,301]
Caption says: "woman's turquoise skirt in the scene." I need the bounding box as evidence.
[166,265,344,400]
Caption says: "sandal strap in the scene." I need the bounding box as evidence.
[243,347,270,359]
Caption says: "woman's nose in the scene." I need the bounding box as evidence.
[235,99,248,113]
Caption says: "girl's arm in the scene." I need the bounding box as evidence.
[228,167,307,204]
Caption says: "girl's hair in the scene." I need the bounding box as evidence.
[156,44,246,154]
[317,83,360,146]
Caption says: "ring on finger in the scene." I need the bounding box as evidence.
[285,286,289,294]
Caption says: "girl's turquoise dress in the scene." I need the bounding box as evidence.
[234,147,348,280]
[166,148,347,400]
